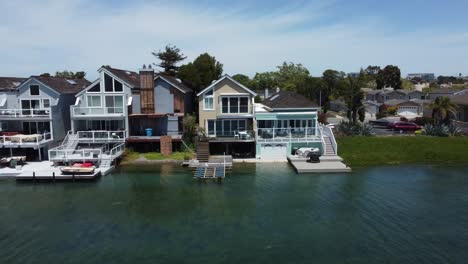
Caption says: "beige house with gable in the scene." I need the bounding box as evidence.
[197,75,257,158]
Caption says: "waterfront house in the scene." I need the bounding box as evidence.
[0,76,89,160]
[127,66,193,151]
[254,91,331,160]
[197,75,257,158]
[64,65,193,164]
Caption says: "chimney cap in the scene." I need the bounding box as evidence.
[140,64,154,72]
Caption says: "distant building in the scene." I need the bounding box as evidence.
[347,72,361,78]
[406,73,435,82]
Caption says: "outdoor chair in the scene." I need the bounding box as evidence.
[234,131,240,139]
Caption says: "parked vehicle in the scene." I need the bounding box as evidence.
[387,121,422,131]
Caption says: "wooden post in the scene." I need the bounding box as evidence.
[33,172,36,182]
[52,172,55,182]
[72,173,75,182]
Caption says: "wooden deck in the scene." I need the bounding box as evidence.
[287,155,351,173]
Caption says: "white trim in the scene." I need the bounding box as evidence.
[76,79,100,97]
[196,75,257,97]
[203,88,214,110]
[16,78,60,96]
[155,76,188,94]
[98,67,136,89]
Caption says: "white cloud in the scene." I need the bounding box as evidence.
[0,0,467,79]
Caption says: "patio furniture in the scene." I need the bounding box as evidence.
[238,131,249,139]
[234,131,240,139]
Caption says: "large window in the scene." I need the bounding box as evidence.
[87,96,101,107]
[88,83,101,93]
[203,89,214,110]
[23,121,50,134]
[42,99,50,108]
[104,73,124,93]
[29,85,40,96]
[105,95,124,113]
[221,96,249,114]
[207,119,247,136]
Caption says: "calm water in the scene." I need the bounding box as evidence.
[1,163,468,264]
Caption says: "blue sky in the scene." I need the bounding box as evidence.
[1,0,467,80]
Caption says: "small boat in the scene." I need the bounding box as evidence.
[60,166,95,175]
[0,156,27,165]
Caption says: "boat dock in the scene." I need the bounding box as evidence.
[287,155,351,173]
[190,155,232,180]
[0,161,114,181]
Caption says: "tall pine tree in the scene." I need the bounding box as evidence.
[152,44,186,76]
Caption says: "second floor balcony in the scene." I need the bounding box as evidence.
[256,127,321,143]
[0,132,53,147]
[71,106,126,119]
[0,108,52,120]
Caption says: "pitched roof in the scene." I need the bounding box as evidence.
[383,99,406,106]
[156,75,192,93]
[262,91,319,109]
[30,76,90,94]
[429,88,458,94]
[101,66,140,87]
[450,93,468,106]
[197,75,257,96]
[0,77,27,91]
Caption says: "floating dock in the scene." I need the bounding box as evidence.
[190,155,232,180]
[287,155,351,173]
[0,161,114,181]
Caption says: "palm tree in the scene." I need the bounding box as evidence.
[431,96,458,124]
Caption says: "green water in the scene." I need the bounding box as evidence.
[1,163,468,263]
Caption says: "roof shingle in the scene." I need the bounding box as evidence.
[32,76,90,94]
[263,91,319,109]
[0,77,27,91]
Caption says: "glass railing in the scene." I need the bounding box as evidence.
[76,130,127,142]
[207,130,255,140]
[71,107,125,117]
[0,108,51,118]
[257,128,319,141]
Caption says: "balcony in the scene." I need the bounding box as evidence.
[256,127,321,143]
[0,108,52,120]
[0,132,53,148]
[71,106,126,119]
[204,130,255,142]
[76,130,127,143]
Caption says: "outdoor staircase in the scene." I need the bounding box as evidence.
[100,157,112,168]
[196,141,210,162]
[323,136,336,156]
[64,133,79,150]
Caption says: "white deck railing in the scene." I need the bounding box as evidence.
[76,130,127,142]
[110,143,125,157]
[0,108,51,118]
[256,127,321,142]
[70,106,126,118]
[0,132,53,147]
[49,148,102,161]
[321,124,338,155]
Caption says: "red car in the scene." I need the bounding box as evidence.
[387,121,422,131]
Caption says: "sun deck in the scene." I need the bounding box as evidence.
[0,161,115,181]
[0,133,53,148]
[287,155,351,173]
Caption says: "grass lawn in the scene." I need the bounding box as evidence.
[122,151,194,162]
[337,136,468,167]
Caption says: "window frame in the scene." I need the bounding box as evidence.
[29,85,40,96]
[203,89,214,110]
[220,96,249,114]
[87,95,102,107]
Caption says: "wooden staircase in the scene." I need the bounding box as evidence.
[196,141,210,162]
[323,136,336,156]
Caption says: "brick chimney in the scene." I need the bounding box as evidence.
[140,64,155,114]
